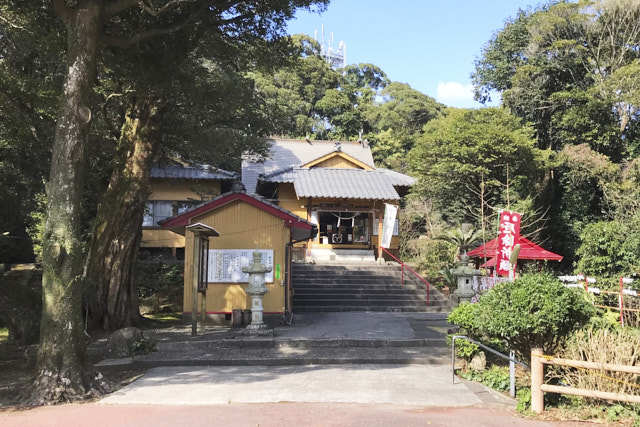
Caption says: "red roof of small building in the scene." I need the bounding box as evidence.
[468,236,563,263]
[159,191,314,231]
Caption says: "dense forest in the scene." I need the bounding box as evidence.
[1,0,639,403]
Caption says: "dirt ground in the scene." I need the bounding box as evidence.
[0,351,147,408]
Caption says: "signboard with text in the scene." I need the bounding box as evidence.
[207,249,274,283]
[496,211,522,277]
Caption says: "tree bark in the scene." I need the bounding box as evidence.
[85,99,160,331]
[33,1,108,403]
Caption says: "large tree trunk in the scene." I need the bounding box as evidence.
[85,99,160,331]
[33,2,107,403]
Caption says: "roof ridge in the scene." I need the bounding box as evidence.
[269,137,367,145]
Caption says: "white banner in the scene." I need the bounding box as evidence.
[381,203,397,249]
[207,249,274,283]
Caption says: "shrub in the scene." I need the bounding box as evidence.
[576,218,640,277]
[553,327,640,397]
[459,366,510,392]
[448,302,479,334]
[470,273,594,360]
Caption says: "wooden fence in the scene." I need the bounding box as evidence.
[559,275,637,327]
[531,348,640,414]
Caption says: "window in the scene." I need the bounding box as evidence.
[143,200,183,226]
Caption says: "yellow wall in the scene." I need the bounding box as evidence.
[141,229,185,248]
[149,179,221,201]
[183,199,290,314]
[311,156,363,169]
[277,183,308,219]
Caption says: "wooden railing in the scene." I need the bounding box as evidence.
[560,276,637,327]
[380,247,431,306]
[531,348,640,413]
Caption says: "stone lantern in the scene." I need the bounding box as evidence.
[451,254,482,305]
[242,252,272,332]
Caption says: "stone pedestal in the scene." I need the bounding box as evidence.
[242,252,272,333]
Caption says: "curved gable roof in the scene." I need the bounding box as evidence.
[242,138,375,193]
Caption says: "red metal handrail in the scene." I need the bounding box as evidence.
[381,247,431,306]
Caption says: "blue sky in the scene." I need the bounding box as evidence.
[287,1,540,108]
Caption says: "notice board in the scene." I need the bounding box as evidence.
[207,249,274,283]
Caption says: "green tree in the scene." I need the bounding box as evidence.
[576,217,640,277]
[249,35,341,139]
[409,108,549,224]
[4,0,328,403]
[0,5,64,263]
[366,82,444,169]
[474,0,640,155]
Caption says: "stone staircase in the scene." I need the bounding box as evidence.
[292,263,451,313]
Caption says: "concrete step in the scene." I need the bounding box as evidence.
[292,264,402,272]
[293,288,426,295]
[154,337,445,352]
[291,263,449,314]
[293,279,411,286]
[293,306,450,313]
[294,299,439,311]
[106,344,451,368]
[307,249,377,264]
[294,283,425,294]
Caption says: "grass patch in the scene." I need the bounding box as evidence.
[143,312,182,323]
[0,328,8,343]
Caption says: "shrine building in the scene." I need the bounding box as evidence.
[241,138,415,262]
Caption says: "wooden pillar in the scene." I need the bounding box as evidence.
[377,210,383,259]
[531,348,544,414]
[200,269,207,327]
[191,233,201,336]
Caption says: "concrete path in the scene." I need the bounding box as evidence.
[274,312,449,340]
[100,364,481,406]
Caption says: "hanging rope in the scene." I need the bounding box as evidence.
[331,212,359,228]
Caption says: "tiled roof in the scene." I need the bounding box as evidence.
[151,165,237,180]
[377,168,416,187]
[291,168,400,200]
[242,138,375,193]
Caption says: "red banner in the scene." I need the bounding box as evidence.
[496,210,522,277]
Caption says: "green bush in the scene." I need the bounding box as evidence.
[458,366,510,392]
[449,273,595,361]
[576,217,640,277]
[448,302,478,330]
[447,334,479,359]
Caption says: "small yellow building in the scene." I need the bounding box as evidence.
[160,191,315,318]
[141,164,237,255]
[242,138,415,262]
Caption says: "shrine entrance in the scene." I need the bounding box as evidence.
[316,211,371,247]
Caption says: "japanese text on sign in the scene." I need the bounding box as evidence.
[207,249,274,283]
[496,211,521,277]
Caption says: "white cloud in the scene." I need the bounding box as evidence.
[436,81,475,107]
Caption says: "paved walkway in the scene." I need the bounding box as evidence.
[0,403,587,427]
[100,364,481,406]
[276,312,449,340]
